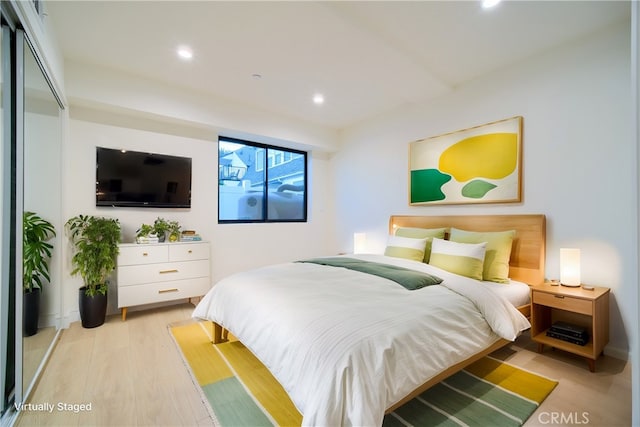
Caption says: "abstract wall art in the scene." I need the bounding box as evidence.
[409,116,522,205]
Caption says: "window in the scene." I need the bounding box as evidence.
[218,136,307,223]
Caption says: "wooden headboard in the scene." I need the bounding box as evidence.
[389,214,546,285]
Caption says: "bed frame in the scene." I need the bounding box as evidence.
[211,214,546,417]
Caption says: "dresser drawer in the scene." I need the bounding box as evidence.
[118,260,210,287]
[117,277,210,307]
[169,243,210,262]
[532,291,592,315]
[118,245,169,266]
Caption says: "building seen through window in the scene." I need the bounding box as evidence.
[218,137,307,222]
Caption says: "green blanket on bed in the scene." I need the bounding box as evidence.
[297,257,442,290]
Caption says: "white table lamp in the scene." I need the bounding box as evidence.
[353,233,367,254]
[560,248,581,287]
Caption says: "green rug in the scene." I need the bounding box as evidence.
[171,321,557,426]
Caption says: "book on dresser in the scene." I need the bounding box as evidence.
[180,230,202,241]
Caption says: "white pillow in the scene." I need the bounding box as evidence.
[384,235,428,262]
[429,238,487,280]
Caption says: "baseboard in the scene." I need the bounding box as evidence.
[38,313,63,329]
[62,299,194,328]
[60,311,79,329]
[604,344,629,361]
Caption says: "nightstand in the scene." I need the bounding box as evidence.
[530,283,610,372]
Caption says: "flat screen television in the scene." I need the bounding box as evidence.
[96,147,192,208]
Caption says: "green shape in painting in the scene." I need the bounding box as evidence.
[461,180,497,199]
[411,169,451,203]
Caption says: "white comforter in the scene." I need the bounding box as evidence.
[193,254,530,426]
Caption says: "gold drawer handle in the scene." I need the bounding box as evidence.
[159,269,179,274]
[158,288,179,294]
[142,252,148,256]
[188,250,193,254]
[554,295,565,299]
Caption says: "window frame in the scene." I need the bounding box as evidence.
[218,136,308,224]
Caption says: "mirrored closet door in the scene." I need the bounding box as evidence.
[0,12,64,419]
[1,13,16,418]
[19,32,63,402]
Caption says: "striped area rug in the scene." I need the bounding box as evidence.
[170,321,557,427]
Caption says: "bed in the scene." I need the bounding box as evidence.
[193,214,545,426]
[389,214,546,318]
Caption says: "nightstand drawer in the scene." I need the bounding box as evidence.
[532,291,592,315]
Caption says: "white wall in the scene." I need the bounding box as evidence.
[62,113,336,323]
[332,22,635,359]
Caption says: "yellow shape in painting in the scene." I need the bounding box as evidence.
[439,133,517,182]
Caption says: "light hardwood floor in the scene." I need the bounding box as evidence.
[16,303,631,426]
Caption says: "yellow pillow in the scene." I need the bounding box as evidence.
[384,235,428,262]
[394,227,447,263]
[429,238,487,280]
[449,228,515,283]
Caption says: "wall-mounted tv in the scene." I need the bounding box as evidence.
[96,147,192,208]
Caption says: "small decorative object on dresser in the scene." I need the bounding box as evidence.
[116,241,211,320]
[135,223,158,244]
[153,217,181,242]
[180,229,202,241]
[530,282,609,372]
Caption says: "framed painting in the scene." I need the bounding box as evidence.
[409,116,522,205]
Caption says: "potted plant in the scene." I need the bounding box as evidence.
[153,217,181,242]
[135,223,157,244]
[166,220,181,242]
[153,217,169,242]
[66,214,121,328]
[23,211,56,336]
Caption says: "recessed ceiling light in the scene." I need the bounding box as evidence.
[481,0,501,8]
[313,93,324,105]
[177,46,193,61]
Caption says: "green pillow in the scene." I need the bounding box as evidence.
[429,238,487,281]
[384,235,428,262]
[395,227,447,263]
[449,228,515,283]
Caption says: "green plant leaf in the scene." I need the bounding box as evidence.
[23,211,56,292]
[66,215,120,295]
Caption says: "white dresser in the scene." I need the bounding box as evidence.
[116,241,211,320]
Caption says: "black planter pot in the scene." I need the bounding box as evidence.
[78,287,107,328]
[23,288,41,337]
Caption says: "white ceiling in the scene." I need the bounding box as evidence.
[45,1,630,130]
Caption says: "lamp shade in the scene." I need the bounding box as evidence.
[353,233,367,254]
[560,248,581,287]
